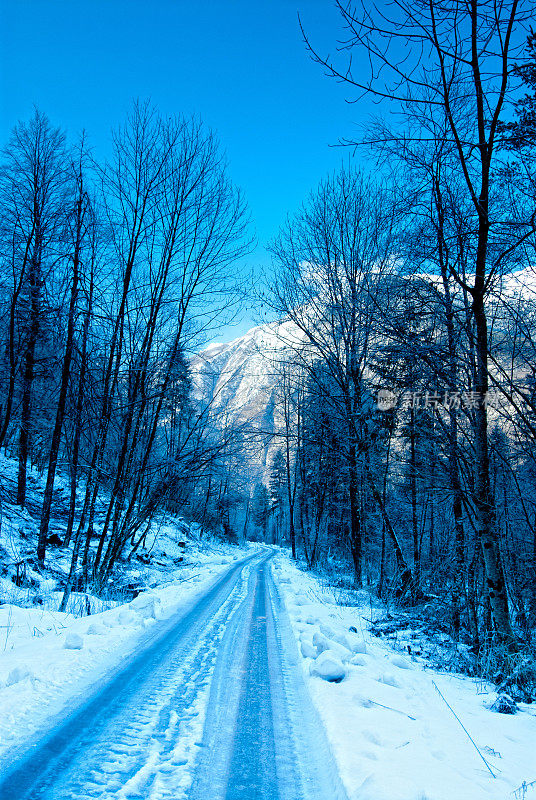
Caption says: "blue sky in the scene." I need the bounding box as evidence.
[0,1,371,339]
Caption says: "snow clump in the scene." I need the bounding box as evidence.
[6,666,35,686]
[310,650,346,682]
[64,633,84,650]
[86,622,106,635]
[130,592,161,620]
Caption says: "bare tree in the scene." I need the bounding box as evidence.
[302,0,536,644]
[37,142,94,564]
[268,165,411,586]
[58,102,251,587]
[0,111,67,507]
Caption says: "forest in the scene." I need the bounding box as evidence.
[1,0,536,694]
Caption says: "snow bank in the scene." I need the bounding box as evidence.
[273,554,536,800]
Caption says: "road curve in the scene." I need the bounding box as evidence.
[0,550,348,800]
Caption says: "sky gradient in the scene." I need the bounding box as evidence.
[1,1,372,339]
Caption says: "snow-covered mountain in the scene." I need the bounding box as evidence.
[190,319,303,475]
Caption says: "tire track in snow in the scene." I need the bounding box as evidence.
[189,558,349,800]
[224,566,280,799]
[0,553,258,800]
[0,551,348,800]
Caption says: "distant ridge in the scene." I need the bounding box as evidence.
[190,319,303,476]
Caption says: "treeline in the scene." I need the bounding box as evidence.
[0,102,250,601]
[254,2,536,675]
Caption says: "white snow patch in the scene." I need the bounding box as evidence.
[129,591,161,620]
[86,622,106,635]
[300,639,317,659]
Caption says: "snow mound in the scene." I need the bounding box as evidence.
[312,630,353,662]
[346,634,367,654]
[6,666,35,686]
[312,631,332,655]
[64,633,84,650]
[390,655,412,670]
[300,640,317,659]
[118,609,139,626]
[86,622,106,635]
[310,650,346,683]
[130,591,161,620]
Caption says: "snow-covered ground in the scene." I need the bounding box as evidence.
[274,554,536,800]
[2,440,534,800]
[0,452,257,770]
[0,452,235,615]
[0,546,254,768]
[2,538,534,800]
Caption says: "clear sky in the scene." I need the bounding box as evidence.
[0,0,371,340]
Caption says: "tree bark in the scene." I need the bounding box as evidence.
[17,239,41,508]
[473,291,516,646]
[367,466,413,600]
[37,191,83,565]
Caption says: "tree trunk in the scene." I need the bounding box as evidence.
[348,444,362,587]
[63,269,93,547]
[409,405,420,592]
[285,425,297,559]
[472,290,516,646]
[367,467,413,600]
[17,241,41,508]
[37,196,83,565]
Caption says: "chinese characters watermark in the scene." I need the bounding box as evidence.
[376,388,505,412]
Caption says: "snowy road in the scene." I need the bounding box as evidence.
[0,551,347,800]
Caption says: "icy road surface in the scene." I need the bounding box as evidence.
[0,551,347,800]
